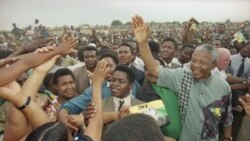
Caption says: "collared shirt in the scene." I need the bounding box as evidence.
[113,95,132,112]
[132,56,145,72]
[230,53,250,77]
[172,57,182,66]
[157,66,233,141]
[60,81,140,114]
[161,58,180,69]
[211,67,227,80]
[163,61,173,68]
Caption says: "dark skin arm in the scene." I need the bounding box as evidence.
[7,38,52,58]
[0,36,77,86]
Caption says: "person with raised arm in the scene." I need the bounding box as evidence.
[132,15,233,141]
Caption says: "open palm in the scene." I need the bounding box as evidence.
[132,15,150,44]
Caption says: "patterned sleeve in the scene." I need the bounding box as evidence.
[223,92,233,127]
[156,66,183,92]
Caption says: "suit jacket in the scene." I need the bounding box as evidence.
[102,96,144,132]
[130,65,145,85]
[102,96,144,112]
[237,115,250,141]
[72,65,90,94]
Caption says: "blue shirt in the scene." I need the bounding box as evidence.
[60,81,140,114]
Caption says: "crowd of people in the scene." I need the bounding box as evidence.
[0,15,250,141]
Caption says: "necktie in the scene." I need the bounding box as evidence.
[118,100,124,111]
[237,58,245,77]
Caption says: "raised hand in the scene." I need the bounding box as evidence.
[90,59,110,85]
[57,35,78,55]
[23,38,53,53]
[239,94,250,115]
[132,15,150,44]
[118,107,130,119]
[58,110,79,132]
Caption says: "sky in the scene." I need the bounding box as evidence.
[0,0,250,30]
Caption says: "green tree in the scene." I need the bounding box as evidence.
[111,20,122,26]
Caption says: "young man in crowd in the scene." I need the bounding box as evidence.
[72,46,99,93]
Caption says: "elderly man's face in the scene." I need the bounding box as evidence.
[190,51,214,80]
[217,53,230,71]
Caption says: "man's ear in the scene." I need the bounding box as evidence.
[211,62,217,70]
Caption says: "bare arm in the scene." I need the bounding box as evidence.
[132,15,159,77]
[0,36,77,86]
[84,60,109,141]
[3,56,59,141]
[7,38,52,58]
[223,125,232,141]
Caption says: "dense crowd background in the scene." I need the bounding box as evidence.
[0,17,250,141]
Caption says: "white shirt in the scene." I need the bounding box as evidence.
[113,95,132,112]
[132,56,145,72]
[211,67,227,80]
[230,53,250,77]
[172,57,182,66]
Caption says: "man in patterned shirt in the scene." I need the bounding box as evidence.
[132,15,233,141]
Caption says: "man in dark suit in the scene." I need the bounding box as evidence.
[117,43,145,85]
[102,65,143,113]
[159,37,180,69]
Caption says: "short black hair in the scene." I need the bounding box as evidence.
[148,40,160,57]
[114,65,135,84]
[77,46,98,62]
[99,51,119,65]
[161,37,178,50]
[118,42,134,54]
[102,114,165,141]
[98,47,110,56]
[26,122,68,141]
[181,43,195,50]
[52,68,75,85]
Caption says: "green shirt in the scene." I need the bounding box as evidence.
[157,66,233,141]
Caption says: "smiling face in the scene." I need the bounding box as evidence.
[110,71,132,99]
[179,47,194,64]
[55,75,76,99]
[190,50,215,80]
